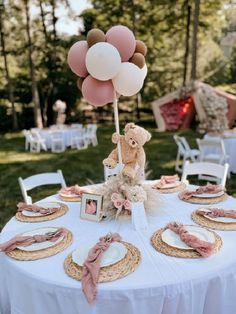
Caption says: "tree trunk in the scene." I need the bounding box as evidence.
[0,0,18,130]
[183,0,191,86]
[24,0,43,128]
[191,0,200,81]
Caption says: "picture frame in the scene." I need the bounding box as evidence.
[80,192,103,222]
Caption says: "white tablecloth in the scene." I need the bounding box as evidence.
[1,190,236,314]
[204,134,236,173]
[40,128,75,149]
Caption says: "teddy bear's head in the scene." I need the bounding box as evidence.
[124,123,151,148]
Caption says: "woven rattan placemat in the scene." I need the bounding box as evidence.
[192,211,236,231]
[178,193,228,205]
[155,182,186,194]
[151,228,222,258]
[64,241,141,283]
[59,195,81,202]
[16,203,69,223]
[6,231,73,261]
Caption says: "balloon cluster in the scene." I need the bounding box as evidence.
[67,25,147,107]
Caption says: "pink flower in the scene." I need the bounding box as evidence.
[111,192,121,202]
[114,200,123,210]
[123,200,132,210]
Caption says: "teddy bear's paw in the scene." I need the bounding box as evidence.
[112,133,120,144]
[103,158,117,169]
[122,167,135,179]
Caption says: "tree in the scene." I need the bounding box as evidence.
[23,0,43,128]
[0,0,18,130]
[191,0,200,81]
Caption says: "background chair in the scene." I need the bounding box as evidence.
[70,127,88,149]
[18,170,66,204]
[181,161,229,187]
[50,130,66,153]
[197,138,230,180]
[23,130,46,153]
[173,135,200,173]
[196,138,228,164]
[84,124,98,147]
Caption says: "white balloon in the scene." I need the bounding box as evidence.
[140,64,147,79]
[112,62,144,96]
[86,42,121,81]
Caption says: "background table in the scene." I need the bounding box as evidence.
[40,128,75,149]
[1,189,236,314]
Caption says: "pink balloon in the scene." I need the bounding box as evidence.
[82,75,115,107]
[67,41,88,77]
[106,25,136,62]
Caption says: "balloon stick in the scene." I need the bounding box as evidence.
[113,97,123,170]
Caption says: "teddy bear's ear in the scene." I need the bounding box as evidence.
[124,122,135,132]
[146,131,151,142]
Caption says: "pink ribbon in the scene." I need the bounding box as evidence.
[0,228,68,253]
[82,233,122,304]
[59,185,86,196]
[196,208,236,219]
[180,184,224,200]
[17,202,57,215]
[153,174,180,189]
[167,222,215,257]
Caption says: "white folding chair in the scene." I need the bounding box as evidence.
[50,131,65,153]
[196,138,229,164]
[104,164,123,181]
[18,170,66,204]
[31,130,47,151]
[85,124,98,147]
[181,161,229,187]
[71,128,88,149]
[23,130,31,151]
[173,135,200,173]
[197,138,230,179]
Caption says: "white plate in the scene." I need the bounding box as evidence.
[161,225,215,250]
[17,227,64,251]
[22,202,60,217]
[201,208,236,224]
[193,191,224,198]
[156,180,181,189]
[72,242,127,267]
[59,192,81,198]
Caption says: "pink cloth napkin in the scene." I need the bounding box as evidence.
[0,228,68,253]
[82,233,122,304]
[17,202,57,215]
[180,184,224,200]
[59,185,86,196]
[153,174,180,189]
[167,222,215,257]
[196,208,236,219]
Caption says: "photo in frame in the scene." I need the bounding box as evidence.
[80,193,103,222]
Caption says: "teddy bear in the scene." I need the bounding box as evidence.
[103,123,151,179]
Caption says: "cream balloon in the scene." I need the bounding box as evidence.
[85,42,121,81]
[112,62,144,96]
[140,64,147,79]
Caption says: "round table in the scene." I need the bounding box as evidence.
[1,190,236,314]
[39,127,76,149]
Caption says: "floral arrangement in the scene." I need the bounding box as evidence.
[94,173,160,219]
[197,84,228,133]
[53,100,67,113]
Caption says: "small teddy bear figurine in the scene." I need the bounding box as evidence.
[103,123,151,179]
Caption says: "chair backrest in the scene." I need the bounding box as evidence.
[196,138,226,160]
[181,161,229,187]
[18,170,66,204]
[173,135,190,154]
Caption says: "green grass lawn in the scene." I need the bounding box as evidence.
[1,123,236,230]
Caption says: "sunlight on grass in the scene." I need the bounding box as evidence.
[0,152,55,164]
